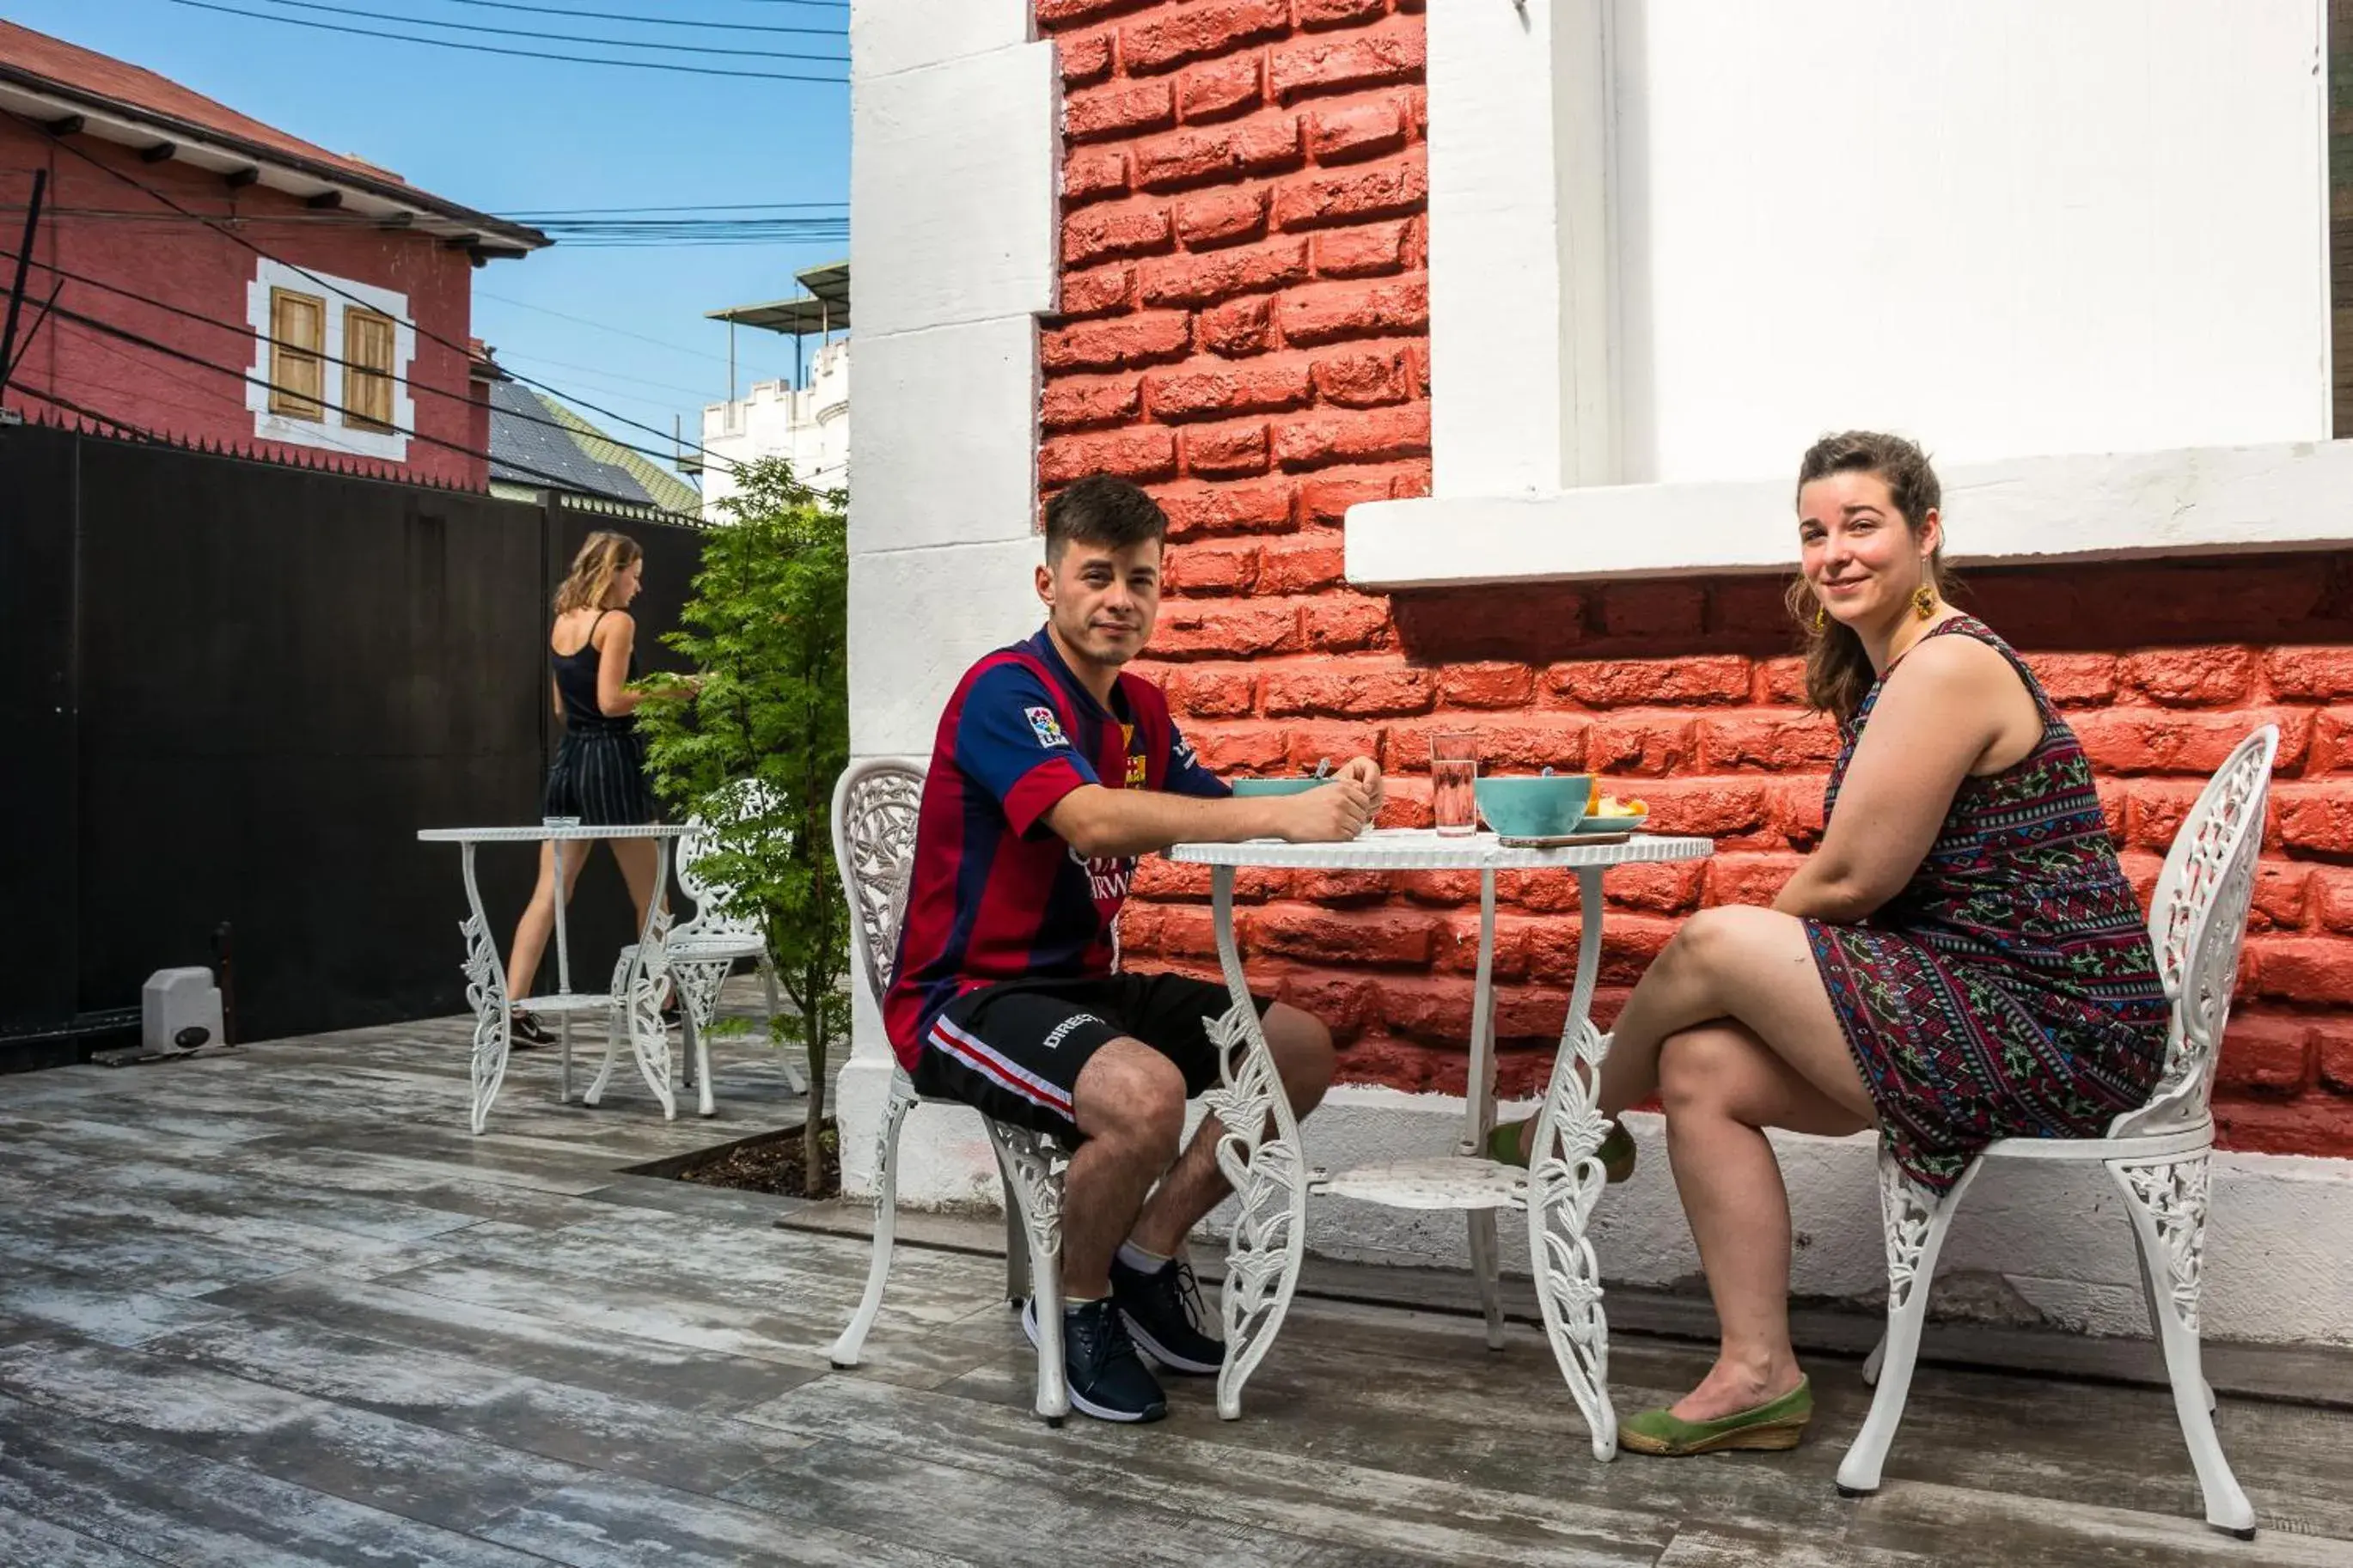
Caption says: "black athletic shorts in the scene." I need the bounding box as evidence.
[913,973,1274,1148]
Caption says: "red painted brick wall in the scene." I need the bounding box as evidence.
[0,119,485,488]
[1035,0,2353,1158]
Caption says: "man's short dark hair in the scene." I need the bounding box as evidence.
[1043,476,1168,562]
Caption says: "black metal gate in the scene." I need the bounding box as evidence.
[0,418,708,1069]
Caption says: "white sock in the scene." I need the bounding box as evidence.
[1116,1241,1171,1274]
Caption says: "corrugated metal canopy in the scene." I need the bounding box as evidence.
[706,259,850,337]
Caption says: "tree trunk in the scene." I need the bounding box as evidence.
[801,964,829,1199]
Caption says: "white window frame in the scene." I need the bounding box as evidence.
[1346,0,2353,590]
[246,259,416,462]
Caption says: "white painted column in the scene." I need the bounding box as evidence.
[840,0,1061,1202]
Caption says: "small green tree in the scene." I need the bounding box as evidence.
[638,457,849,1196]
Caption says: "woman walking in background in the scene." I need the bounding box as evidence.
[505,531,665,1042]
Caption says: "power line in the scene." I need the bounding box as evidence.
[163,0,851,82]
[426,0,844,38]
[489,349,724,401]
[475,289,734,365]
[36,291,657,504]
[498,203,845,215]
[13,381,166,438]
[0,241,739,475]
[233,0,850,62]
[0,207,851,247]
[27,119,756,473]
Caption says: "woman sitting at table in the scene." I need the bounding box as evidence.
[503,530,672,1044]
[1494,430,2169,1456]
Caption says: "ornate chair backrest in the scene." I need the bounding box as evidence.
[830,759,926,1010]
[676,779,779,945]
[2112,724,2278,1138]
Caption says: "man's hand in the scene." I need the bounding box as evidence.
[1274,778,1374,842]
[1334,755,1384,815]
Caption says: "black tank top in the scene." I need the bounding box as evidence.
[553,611,635,733]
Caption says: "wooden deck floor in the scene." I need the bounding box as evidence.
[0,995,2346,1566]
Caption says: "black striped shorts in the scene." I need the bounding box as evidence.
[543,728,657,827]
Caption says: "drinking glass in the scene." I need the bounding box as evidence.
[1431,730,1478,836]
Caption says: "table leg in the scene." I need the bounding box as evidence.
[1200,865,1311,1421]
[623,839,678,1120]
[552,833,574,1103]
[1525,865,1619,1460]
[1464,869,1506,1350]
[456,843,512,1136]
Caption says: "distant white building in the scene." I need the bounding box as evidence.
[696,260,849,516]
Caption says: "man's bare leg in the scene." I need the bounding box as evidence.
[1128,1003,1335,1258]
[1061,1040,1189,1300]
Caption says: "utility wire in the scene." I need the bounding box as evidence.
[36,291,657,504]
[0,208,850,246]
[163,0,850,82]
[0,242,743,475]
[425,0,844,38]
[28,119,758,473]
[498,203,845,215]
[229,0,850,62]
[13,382,163,439]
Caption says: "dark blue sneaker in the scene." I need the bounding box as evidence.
[1021,1296,1166,1423]
[1111,1253,1225,1376]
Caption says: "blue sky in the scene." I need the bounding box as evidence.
[9,0,850,482]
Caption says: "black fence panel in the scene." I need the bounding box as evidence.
[0,420,708,1069]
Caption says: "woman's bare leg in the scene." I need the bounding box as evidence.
[607,837,663,934]
[505,839,593,1002]
[1596,906,1875,1123]
[1654,1022,1869,1421]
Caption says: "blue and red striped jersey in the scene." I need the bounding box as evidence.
[882,627,1227,1070]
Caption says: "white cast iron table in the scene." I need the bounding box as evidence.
[418,823,689,1132]
[1167,826,1714,1457]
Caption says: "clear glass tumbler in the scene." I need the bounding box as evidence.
[1431,730,1478,836]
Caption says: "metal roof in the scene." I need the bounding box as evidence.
[706,259,850,337]
[487,381,700,515]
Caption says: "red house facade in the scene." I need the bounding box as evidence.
[0,21,544,488]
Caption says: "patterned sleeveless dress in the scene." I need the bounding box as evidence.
[1806,616,2170,1193]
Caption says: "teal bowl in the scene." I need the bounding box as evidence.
[1231,777,1329,797]
[1473,774,1595,838]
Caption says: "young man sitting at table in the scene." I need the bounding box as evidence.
[883,475,1382,1424]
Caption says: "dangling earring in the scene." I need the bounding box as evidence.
[1813,603,1827,632]
[1912,583,1937,620]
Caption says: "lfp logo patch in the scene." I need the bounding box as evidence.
[1024,706,1069,749]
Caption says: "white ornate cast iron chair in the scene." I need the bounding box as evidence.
[666,781,808,1117]
[824,759,1079,1425]
[568,913,684,1121]
[1836,724,2279,1540]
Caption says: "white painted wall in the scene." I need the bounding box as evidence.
[839,0,1059,1192]
[700,338,850,516]
[1378,0,2345,583]
[1614,0,2328,483]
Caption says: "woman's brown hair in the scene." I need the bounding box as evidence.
[553,531,642,615]
[1782,430,1959,722]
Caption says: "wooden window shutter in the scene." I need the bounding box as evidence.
[268,289,325,419]
[344,307,397,432]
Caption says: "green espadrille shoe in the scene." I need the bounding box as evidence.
[1617,1377,1812,1456]
[1485,1118,1636,1183]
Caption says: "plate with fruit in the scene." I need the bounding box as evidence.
[1490,790,1648,847]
